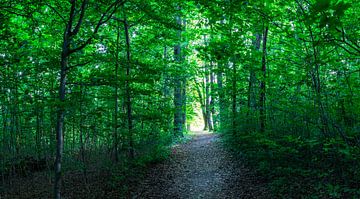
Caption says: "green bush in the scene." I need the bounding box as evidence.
[225,131,360,198]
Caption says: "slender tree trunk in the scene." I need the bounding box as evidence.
[112,19,121,162]
[35,103,41,158]
[173,12,183,136]
[1,82,7,185]
[203,33,213,132]
[259,26,269,133]
[217,61,225,129]
[182,79,187,130]
[247,33,262,128]
[123,11,134,158]
[205,63,213,131]
[195,82,207,130]
[297,1,330,137]
[174,79,183,134]
[182,17,188,131]
[49,81,56,158]
[209,62,216,131]
[79,85,87,183]
[163,46,170,97]
[54,52,67,199]
[232,59,237,135]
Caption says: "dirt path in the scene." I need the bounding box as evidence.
[132,131,268,199]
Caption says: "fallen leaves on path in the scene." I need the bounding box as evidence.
[131,131,269,199]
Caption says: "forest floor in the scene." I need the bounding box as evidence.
[130,131,269,198]
[1,131,269,199]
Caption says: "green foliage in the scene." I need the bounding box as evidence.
[0,0,194,190]
[1,0,359,197]
[225,131,360,198]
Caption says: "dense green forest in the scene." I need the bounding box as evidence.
[1,0,359,198]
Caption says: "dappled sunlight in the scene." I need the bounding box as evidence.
[189,101,205,132]
[190,130,212,136]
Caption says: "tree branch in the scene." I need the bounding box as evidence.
[71,0,88,36]
[66,60,92,71]
[69,0,126,54]
[45,3,66,24]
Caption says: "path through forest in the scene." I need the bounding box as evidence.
[132,131,268,198]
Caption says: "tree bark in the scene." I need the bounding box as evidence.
[112,18,121,162]
[123,10,134,158]
[182,78,187,130]
[209,62,217,131]
[55,50,67,199]
[217,61,225,129]
[195,81,207,130]
[247,33,262,127]
[259,26,269,133]
[205,61,213,131]
[54,1,123,197]
[232,58,237,135]
[173,12,183,136]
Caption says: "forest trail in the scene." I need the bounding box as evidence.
[132,131,268,199]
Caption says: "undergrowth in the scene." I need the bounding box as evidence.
[108,130,192,195]
[223,130,360,198]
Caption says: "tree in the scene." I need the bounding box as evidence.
[54,1,125,198]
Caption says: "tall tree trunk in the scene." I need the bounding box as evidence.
[247,33,262,128]
[79,85,87,183]
[163,46,170,97]
[173,12,183,136]
[297,1,329,137]
[182,78,187,130]
[209,62,217,131]
[54,1,122,197]
[174,78,183,134]
[217,62,224,129]
[259,26,269,133]
[232,58,237,135]
[195,81,207,130]
[205,62,213,131]
[55,50,67,199]
[112,19,121,162]
[203,32,213,131]
[123,11,134,158]
[182,17,188,131]
[205,73,212,131]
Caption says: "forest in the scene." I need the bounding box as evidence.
[0,0,359,198]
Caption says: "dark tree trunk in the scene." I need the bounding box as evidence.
[174,79,183,134]
[55,52,67,199]
[123,11,134,158]
[173,13,183,136]
[112,19,121,162]
[54,1,123,197]
[247,33,262,128]
[217,62,225,129]
[182,79,187,130]
[232,58,237,135]
[79,85,87,183]
[259,26,268,133]
[163,46,170,97]
[205,62,213,131]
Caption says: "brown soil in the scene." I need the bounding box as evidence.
[130,131,269,199]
